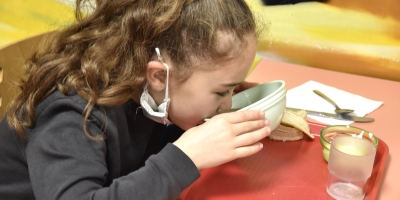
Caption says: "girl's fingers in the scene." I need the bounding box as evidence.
[233,126,271,158]
[234,126,270,147]
[231,119,269,136]
[233,142,264,159]
[220,110,265,124]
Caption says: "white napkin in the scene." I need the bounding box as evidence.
[286,80,383,125]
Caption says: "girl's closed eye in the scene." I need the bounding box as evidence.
[217,90,230,97]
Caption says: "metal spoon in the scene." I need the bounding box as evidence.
[313,90,354,114]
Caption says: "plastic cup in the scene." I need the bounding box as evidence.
[326,136,376,200]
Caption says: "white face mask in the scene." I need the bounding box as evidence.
[139,48,173,124]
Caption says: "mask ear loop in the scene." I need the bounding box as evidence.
[155,47,170,102]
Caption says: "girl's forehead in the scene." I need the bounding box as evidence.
[194,56,253,84]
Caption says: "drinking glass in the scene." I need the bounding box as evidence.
[326,136,376,200]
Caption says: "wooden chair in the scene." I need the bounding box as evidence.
[0,32,53,120]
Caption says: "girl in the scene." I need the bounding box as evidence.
[0,0,271,199]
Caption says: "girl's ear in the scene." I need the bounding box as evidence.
[146,61,168,92]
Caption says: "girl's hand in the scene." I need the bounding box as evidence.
[233,81,259,95]
[173,110,270,170]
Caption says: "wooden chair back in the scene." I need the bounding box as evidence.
[0,32,53,120]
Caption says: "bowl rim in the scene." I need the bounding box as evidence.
[232,80,286,110]
[320,125,379,148]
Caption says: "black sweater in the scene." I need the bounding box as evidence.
[0,90,200,200]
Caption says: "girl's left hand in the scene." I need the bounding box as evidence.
[233,81,259,95]
[173,110,270,170]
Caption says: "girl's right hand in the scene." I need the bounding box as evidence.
[173,110,271,170]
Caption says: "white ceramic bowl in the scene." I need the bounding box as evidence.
[232,80,286,131]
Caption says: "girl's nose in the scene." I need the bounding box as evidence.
[218,96,233,111]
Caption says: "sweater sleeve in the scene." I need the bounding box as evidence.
[25,98,200,200]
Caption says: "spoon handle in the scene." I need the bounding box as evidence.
[313,90,340,110]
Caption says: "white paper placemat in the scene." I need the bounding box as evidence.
[286,80,384,125]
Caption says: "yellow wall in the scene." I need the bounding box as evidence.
[0,0,75,48]
[1,0,399,81]
[247,0,400,81]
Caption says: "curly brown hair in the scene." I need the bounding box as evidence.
[7,0,258,139]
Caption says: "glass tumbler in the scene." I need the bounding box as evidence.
[326,136,376,200]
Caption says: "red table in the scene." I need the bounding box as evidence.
[181,59,400,199]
